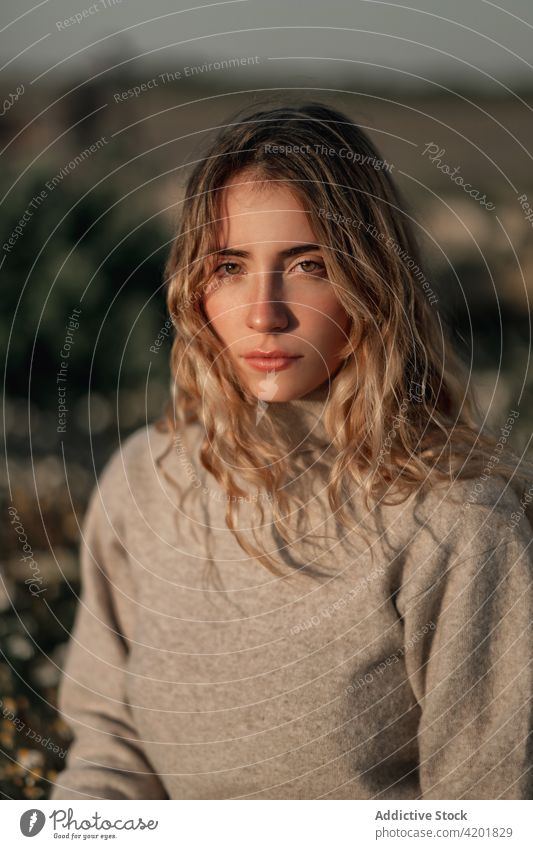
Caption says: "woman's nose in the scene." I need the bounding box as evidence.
[245,275,290,332]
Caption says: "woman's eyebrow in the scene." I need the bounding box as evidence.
[214,243,321,258]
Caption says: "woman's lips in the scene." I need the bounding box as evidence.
[243,355,303,372]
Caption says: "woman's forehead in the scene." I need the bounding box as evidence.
[214,178,316,248]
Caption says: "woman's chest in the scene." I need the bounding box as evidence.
[122,558,419,799]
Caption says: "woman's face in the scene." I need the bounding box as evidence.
[201,173,352,402]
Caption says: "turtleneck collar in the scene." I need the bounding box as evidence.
[257,379,333,454]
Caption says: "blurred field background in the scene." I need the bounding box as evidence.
[2,0,533,799]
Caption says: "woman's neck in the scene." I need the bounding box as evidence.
[257,379,332,454]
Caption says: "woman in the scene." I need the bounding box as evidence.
[51,101,533,800]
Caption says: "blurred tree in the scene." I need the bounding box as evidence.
[1,161,171,409]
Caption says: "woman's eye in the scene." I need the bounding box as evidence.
[212,259,325,279]
[293,259,326,275]
[214,262,242,277]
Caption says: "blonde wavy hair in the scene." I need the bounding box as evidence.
[158,99,531,579]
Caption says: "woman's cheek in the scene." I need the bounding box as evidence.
[298,298,350,343]
[202,286,226,317]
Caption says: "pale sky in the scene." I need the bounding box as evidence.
[2,0,533,90]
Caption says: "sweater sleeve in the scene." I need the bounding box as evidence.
[49,468,169,800]
[395,479,533,800]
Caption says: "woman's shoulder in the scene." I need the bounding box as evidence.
[94,419,203,510]
[98,422,167,483]
[421,472,531,537]
[380,471,533,612]
[376,471,532,559]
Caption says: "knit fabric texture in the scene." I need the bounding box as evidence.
[50,386,533,800]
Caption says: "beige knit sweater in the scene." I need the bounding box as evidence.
[50,384,533,800]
